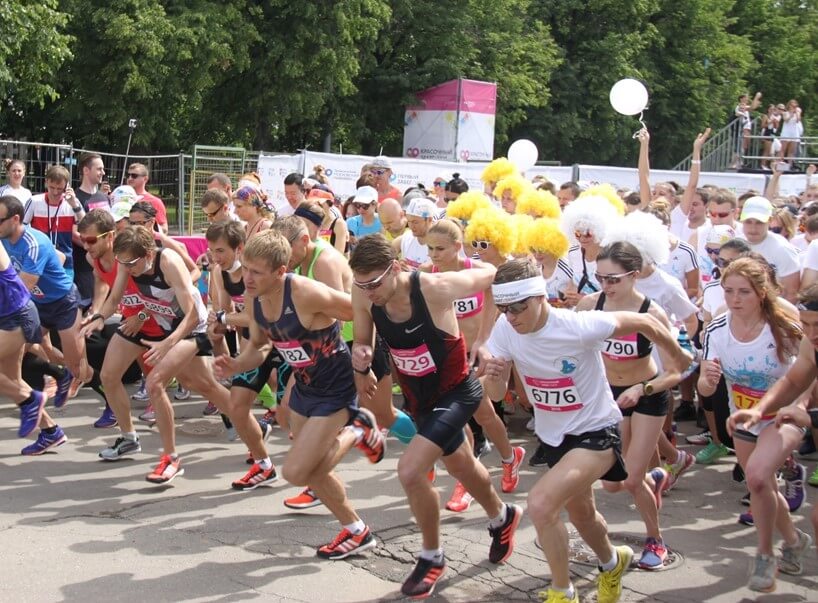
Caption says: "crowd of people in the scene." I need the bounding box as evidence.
[1,133,818,601]
[732,91,808,169]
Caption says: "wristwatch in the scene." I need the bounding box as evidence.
[137,311,149,321]
[809,409,818,429]
[216,310,227,325]
[641,381,654,396]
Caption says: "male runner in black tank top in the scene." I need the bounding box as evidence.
[349,234,522,599]
[214,230,386,560]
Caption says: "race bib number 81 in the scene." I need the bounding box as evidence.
[524,376,584,412]
[453,296,479,316]
[391,344,436,377]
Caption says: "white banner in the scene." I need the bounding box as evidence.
[527,166,575,185]
[576,165,767,195]
[256,154,303,215]
[776,174,811,198]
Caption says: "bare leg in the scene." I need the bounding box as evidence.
[99,334,144,433]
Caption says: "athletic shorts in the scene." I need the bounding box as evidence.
[536,425,628,482]
[289,380,358,419]
[414,374,483,456]
[35,285,80,332]
[115,328,212,356]
[0,300,42,344]
[732,420,804,442]
[610,381,670,418]
[232,349,284,394]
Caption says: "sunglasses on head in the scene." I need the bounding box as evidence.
[471,240,491,250]
[80,230,114,245]
[594,270,636,285]
[497,297,531,315]
[704,246,721,256]
[716,257,732,268]
[709,210,731,218]
[126,172,145,179]
[353,263,393,291]
[115,255,142,266]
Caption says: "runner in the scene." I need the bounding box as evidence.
[349,234,521,599]
[392,197,438,271]
[484,258,691,603]
[214,229,386,559]
[707,258,813,592]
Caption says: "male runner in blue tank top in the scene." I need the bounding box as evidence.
[349,234,522,599]
[214,229,387,560]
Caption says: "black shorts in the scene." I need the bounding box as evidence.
[610,382,670,418]
[114,328,211,356]
[232,349,284,393]
[537,425,628,482]
[35,285,80,332]
[289,380,358,419]
[414,375,483,456]
[0,300,42,344]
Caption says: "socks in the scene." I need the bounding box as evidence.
[257,457,272,470]
[599,546,618,571]
[343,520,366,535]
[489,504,508,529]
[18,392,36,408]
[388,409,417,444]
[43,425,57,434]
[349,425,365,444]
[419,547,444,564]
[554,584,575,599]
[502,453,514,464]
[123,431,138,441]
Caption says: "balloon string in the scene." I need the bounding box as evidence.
[632,111,647,139]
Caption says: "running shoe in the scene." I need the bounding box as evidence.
[261,408,276,423]
[738,509,754,526]
[529,443,549,467]
[131,379,149,401]
[352,407,386,463]
[695,441,730,465]
[284,488,323,509]
[782,460,807,512]
[18,391,46,438]
[93,404,118,429]
[488,503,522,564]
[99,436,141,461]
[741,491,751,506]
[445,482,474,513]
[54,369,73,408]
[232,463,278,491]
[809,465,818,487]
[663,451,695,492]
[538,588,578,603]
[139,404,156,424]
[501,446,526,493]
[202,401,219,416]
[400,556,446,599]
[748,553,776,592]
[685,429,711,445]
[673,401,697,422]
[145,455,184,484]
[391,383,403,396]
[526,416,535,431]
[174,385,190,400]
[68,376,84,399]
[637,537,667,570]
[597,545,633,603]
[167,377,179,389]
[21,426,67,456]
[473,434,492,458]
[778,528,813,575]
[649,467,669,510]
[316,526,375,560]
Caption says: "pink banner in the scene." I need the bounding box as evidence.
[407,79,497,114]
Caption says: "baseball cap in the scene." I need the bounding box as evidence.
[705,224,736,246]
[111,185,139,206]
[372,156,393,170]
[406,197,438,218]
[353,186,378,205]
[108,201,133,222]
[740,196,773,223]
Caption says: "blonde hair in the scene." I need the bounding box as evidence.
[771,208,796,240]
[445,191,493,222]
[428,218,463,243]
[493,174,531,201]
[524,218,569,260]
[579,183,626,216]
[480,158,516,185]
[516,189,561,219]
[243,229,291,272]
[464,207,515,256]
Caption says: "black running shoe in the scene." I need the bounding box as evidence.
[673,401,696,422]
[401,556,446,599]
[488,503,522,564]
[528,443,549,467]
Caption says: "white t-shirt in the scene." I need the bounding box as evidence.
[546,258,574,303]
[670,206,706,243]
[660,240,698,291]
[567,245,599,294]
[635,267,698,323]
[487,308,622,446]
[0,184,32,204]
[400,233,429,271]
[801,239,818,273]
[740,232,801,278]
[701,280,725,318]
[791,233,808,253]
[701,312,796,434]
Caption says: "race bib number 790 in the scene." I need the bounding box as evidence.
[524,376,584,413]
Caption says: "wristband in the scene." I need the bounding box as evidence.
[89,312,104,323]
[691,160,701,165]
[216,310,227,325]
[353,365,372,375]
[809,409,818,430]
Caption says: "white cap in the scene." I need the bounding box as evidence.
[705,224,736,246]
[353,186,378,205]
[372,156,393,170]
[108,201,132,222]
[740,196,773,223]
[111,185,139,206]
[406,197,438,218]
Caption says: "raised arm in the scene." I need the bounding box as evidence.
[680,129,711,214]
[637,128,651,207]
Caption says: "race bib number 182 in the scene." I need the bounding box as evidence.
[274,341,312,368]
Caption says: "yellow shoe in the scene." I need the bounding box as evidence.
[598,545,633,603]
[539,587,579,602]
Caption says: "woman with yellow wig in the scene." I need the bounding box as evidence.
[445,190,493,224]
[516,189,561,220]
[523,218,573,307]
[480,158,517,198]
[493,174,532,214]
[464,207,516,267]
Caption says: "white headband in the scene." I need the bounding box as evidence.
[492,277,546,304]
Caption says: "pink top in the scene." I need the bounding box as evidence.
[432,257,485,319]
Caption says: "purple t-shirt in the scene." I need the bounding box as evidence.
[0,264,31,318]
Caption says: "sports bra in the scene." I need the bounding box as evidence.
[431,257,484,319]
[595,293,653,361]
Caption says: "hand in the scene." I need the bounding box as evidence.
[213,354,239,380]
[79,315,104,338]
[101,182,112,195]
[119,313,145,337]
[700,358,722,389]
[636,128,650,144]
[774,160,788,173]
[727,408,762,436]
[775,405,811,429]
[693,128,711,152]
[351,344,373,373]
[562,290,583,307]
[141,337,174,366]
[616,385,642,409]
[354,370,378,400]
[806,164,816,177]
[754,91,762,99]
[469,342,490,377]
[483,356,510,381]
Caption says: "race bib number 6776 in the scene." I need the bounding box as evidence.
[523,376,584,413]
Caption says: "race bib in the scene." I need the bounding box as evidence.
[231,295,245,313]
[524,376,583,412]
[121,293,143,307]
[274,341,312,368]
[31,285,45,299]
[731,383,764,410]
[453,296,480,317]
[390,344,436,377]
[602,333,638,360]
[141,298,177,317]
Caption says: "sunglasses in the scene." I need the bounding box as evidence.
[471,240,491,250]
[496,298,531,315]
[574,230,593,239]
[704,246,721,256]
[203,207,224,218]
[625,197,642,206]
[371,169,386,176]
[126,172,145,179]
[353,202,372,210]
[353,263,393,291]
[115,255,143,266]
[594,270,636,285]
[769,226,783,234]
[80,230,114,245]
[433,181,446,187]
[716,257,732,268]
[709,210,731,219]
[0,215,12,224]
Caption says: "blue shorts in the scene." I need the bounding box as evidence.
[289,381,358,419]
[35,285,80,332]
[0,300,43,344]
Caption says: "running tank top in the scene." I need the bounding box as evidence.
[220,266,250,339]
[595,293,653,361]
[252,273,354,396]
[93,257,164,337]
[371,271,469,415]
[0,264,31,318]
[431,258,484,318]
[131,248,207,333]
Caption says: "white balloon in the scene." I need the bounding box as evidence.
[507,139,538,172]
[609,78,649,116]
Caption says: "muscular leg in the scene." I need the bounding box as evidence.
[0,330,30,402]
[441,439,503,516]
[57,311,92,381]
[472,387,513,460]
[397,435,448,550]
[225,386,266,460]
[359,373,398,431]
[100,335,144,433]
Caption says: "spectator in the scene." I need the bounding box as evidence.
[126,163,168,233]
[200,189,235,223]
[207,173,233,196]
[778,99,802,164]
[371,156,401,203]
[73,153,108,308]
[759,104,782,170]
[0,159,31,203]
[769,207,797,241]
[281,172,306,218]
[345,186,381,247]
[557,181,580,210]
[443,173,469,204]
[734,92,762,167]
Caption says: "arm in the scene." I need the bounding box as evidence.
[647,305,683,393]
[89,265,111,314]
[80,264,130,335]
[637,128,651,207]
[332,219,349,255]
[765,161,785,199]
[295,276,354,322]
[801,269,818,293]
[684,266,699,299]
[680,129,711,214]
[425,263,496,305]
[145,251,201,353]
[0,244,9,271]
[779,272,800,304]
[351,285,378,398]
[750,92,762,112]
[573,291,600,312]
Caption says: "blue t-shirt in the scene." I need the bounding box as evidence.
[346,214,383,239]
[0,264,31,318]
[2,227,74,304]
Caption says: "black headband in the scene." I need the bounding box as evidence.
[294,206,323,227]
[798,301,818,312]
